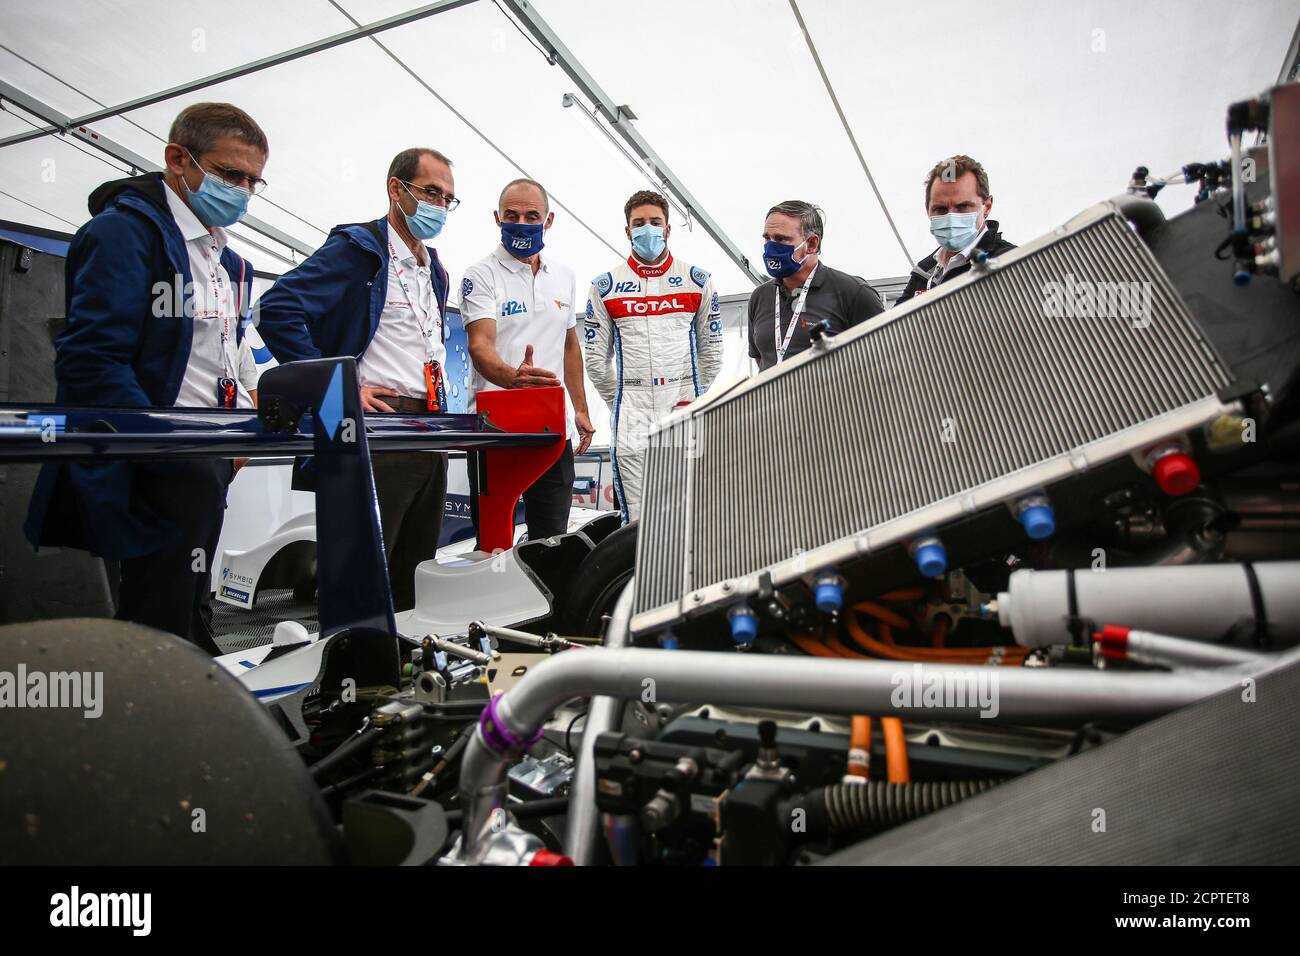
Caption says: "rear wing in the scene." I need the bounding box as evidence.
[0,357,565,688]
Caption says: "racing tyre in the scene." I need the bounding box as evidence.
[0,618,342,864]
[563,520,637,637]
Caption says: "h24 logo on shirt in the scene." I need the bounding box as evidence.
[501,300,528,317]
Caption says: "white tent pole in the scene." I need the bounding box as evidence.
[0,0,478,152]
[322,0,624,260]
[787,0,914,272]
[0,78,314,262]
[498,0,765,285]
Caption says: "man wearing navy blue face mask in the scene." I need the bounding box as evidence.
[461,179,595,543]
[254,147,455,610]
[747,200,884,372]
[25,102,267,651]
[895,155,1015,305]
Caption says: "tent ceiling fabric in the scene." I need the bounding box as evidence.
[0,0,1296,292]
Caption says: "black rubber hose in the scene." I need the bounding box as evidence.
[1111,193,1166,242]
[444,796,571,827]
[791,779,1002,839]
[410,721,477,796]
[310,724,384,781]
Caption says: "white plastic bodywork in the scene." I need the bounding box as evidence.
[395,508,606,638]
[216,631,323,704]
[217,511,313,608]
[222,507,608,699]
[216,454,615,608]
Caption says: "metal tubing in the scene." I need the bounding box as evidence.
[470,621,550,648]
[499,0,762,284]
[430,637,496,666]
[0,77,315,260]
[1107,629,1267,669]
[563,580,635,865]
[496,648,1294,733]
[460,639,1300,863]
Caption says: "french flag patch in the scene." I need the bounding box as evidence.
[653,377,667,385]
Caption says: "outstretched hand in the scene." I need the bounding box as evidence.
[513,344,561,388]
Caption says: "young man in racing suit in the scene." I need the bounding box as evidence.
[583,190,723,523]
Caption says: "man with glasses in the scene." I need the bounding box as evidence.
[25,102,268,652]
[254,147,456,611]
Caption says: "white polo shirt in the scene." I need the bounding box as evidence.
[164,186,251,408]
[357,224,446,400]
[460,244,577,440]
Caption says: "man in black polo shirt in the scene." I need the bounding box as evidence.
[747,200,883,372]
[894,155,1016,306]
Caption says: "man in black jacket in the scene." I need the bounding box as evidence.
[895,155,1015,305]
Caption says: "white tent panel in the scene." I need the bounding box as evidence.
[0,1,1295,353]
[534,0,1298,283]
[0,1,350,116]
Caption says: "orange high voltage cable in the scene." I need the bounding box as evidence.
[881,717,910,783]
[847,716,873,779]
[845,610,1028,666]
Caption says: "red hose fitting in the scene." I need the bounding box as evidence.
[1151,451,1200,496]
[1094,624,1132,661]
[529,849,574,866]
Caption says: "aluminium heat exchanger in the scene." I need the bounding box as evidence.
[631,201,1236,636]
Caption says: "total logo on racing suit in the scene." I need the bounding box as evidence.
[583,254,722,523]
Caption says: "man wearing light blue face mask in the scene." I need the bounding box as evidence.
[25,102,268,652]
[254,147,456,610]
[584,190,723,523]
[895,155,1016,305]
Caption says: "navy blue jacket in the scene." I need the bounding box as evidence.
[252,217,449,365]
[24,172,255,560]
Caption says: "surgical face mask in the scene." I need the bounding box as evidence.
[929,211,981,252]
[630,224,666,261]
[182,149,251,228]
[501,221,544,258]
[401,183,447,240]
[762,238,810,278]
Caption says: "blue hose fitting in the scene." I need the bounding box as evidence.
[1014,494,1056,540]
[909,535,947,578]
[727,604,759,646]
[814,571,846,614]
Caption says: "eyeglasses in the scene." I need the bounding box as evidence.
[402,180,460,211]
[186,148,268,195]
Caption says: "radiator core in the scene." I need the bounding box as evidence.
[631,203,1236,635]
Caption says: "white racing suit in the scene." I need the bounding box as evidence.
[584,254,723,523]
